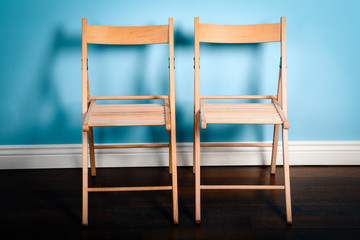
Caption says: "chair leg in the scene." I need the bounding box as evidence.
[282,128,293,224]
[271,124,280,174]
[194,112,201,223]
[170,126,178,223]
[82,131,89,226]
[193,129,196,174]
[88,127,96,177]
[169,131,173,174]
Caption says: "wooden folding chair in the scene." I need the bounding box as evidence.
[81,18,178,225]
[193,17,292,224]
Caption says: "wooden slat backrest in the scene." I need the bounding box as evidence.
[86,24,169,45]
[199,22,280,43]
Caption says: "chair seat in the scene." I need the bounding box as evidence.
[88,104,167,127]
[202,103,283,128]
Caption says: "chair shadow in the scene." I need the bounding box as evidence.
[18,26,81,146]
[198,43,271,164]
[18,26,83,222]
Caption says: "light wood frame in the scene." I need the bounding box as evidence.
[193,17,292,224]
[82,18,178,225]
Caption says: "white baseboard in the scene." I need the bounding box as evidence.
[0,141,359,169]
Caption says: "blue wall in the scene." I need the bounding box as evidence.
[0,0,359,145]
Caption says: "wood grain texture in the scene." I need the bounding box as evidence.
[82,18,88,122]
[1,166,359,239]
[199,23,281,43]
[194,17,201,222]
[200,99,207,129]
[273,100,289,129]
[164,99,171,131]
[271,124,280,174]
[282,129,293,223]
[88,186,172,192]
[88,127,96,177]
[200,185,285,190]
[82,100,96,131]
[200,95,277,100]
[82,132,88,226]
[89,95,168,100]
[280,17,287,116]
[81,18,178,225]
[87,24,168,45]
[168,18,179,224]
[87,104,166,127]
[200,142,272,147]
[93,143,169,149]
[194,17,291,224]
[204,103,283,125]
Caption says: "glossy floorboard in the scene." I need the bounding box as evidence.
[1,166,359,239]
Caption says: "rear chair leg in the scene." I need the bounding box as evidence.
[82,131,89,226]
[193,129,196,174]
[88,127,96,177]
[169,131,173,174]
[282,128,292,224]
[271,124,280,174]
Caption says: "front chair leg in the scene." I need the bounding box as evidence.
[282,128,293,224]
[82,131,89,226]
[271,124,280,174]
[170,125,178,223]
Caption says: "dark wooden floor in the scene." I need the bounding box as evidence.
[1,166,359,239]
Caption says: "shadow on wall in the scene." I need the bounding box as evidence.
[87,43,169,144]
[14,25,276,145]
[18,27,81,144]
[200,42,266,143]
[173,27,194,143]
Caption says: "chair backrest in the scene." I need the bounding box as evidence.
[82,18,175,119]
[86,24,169,45]
[194,17,287,116]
